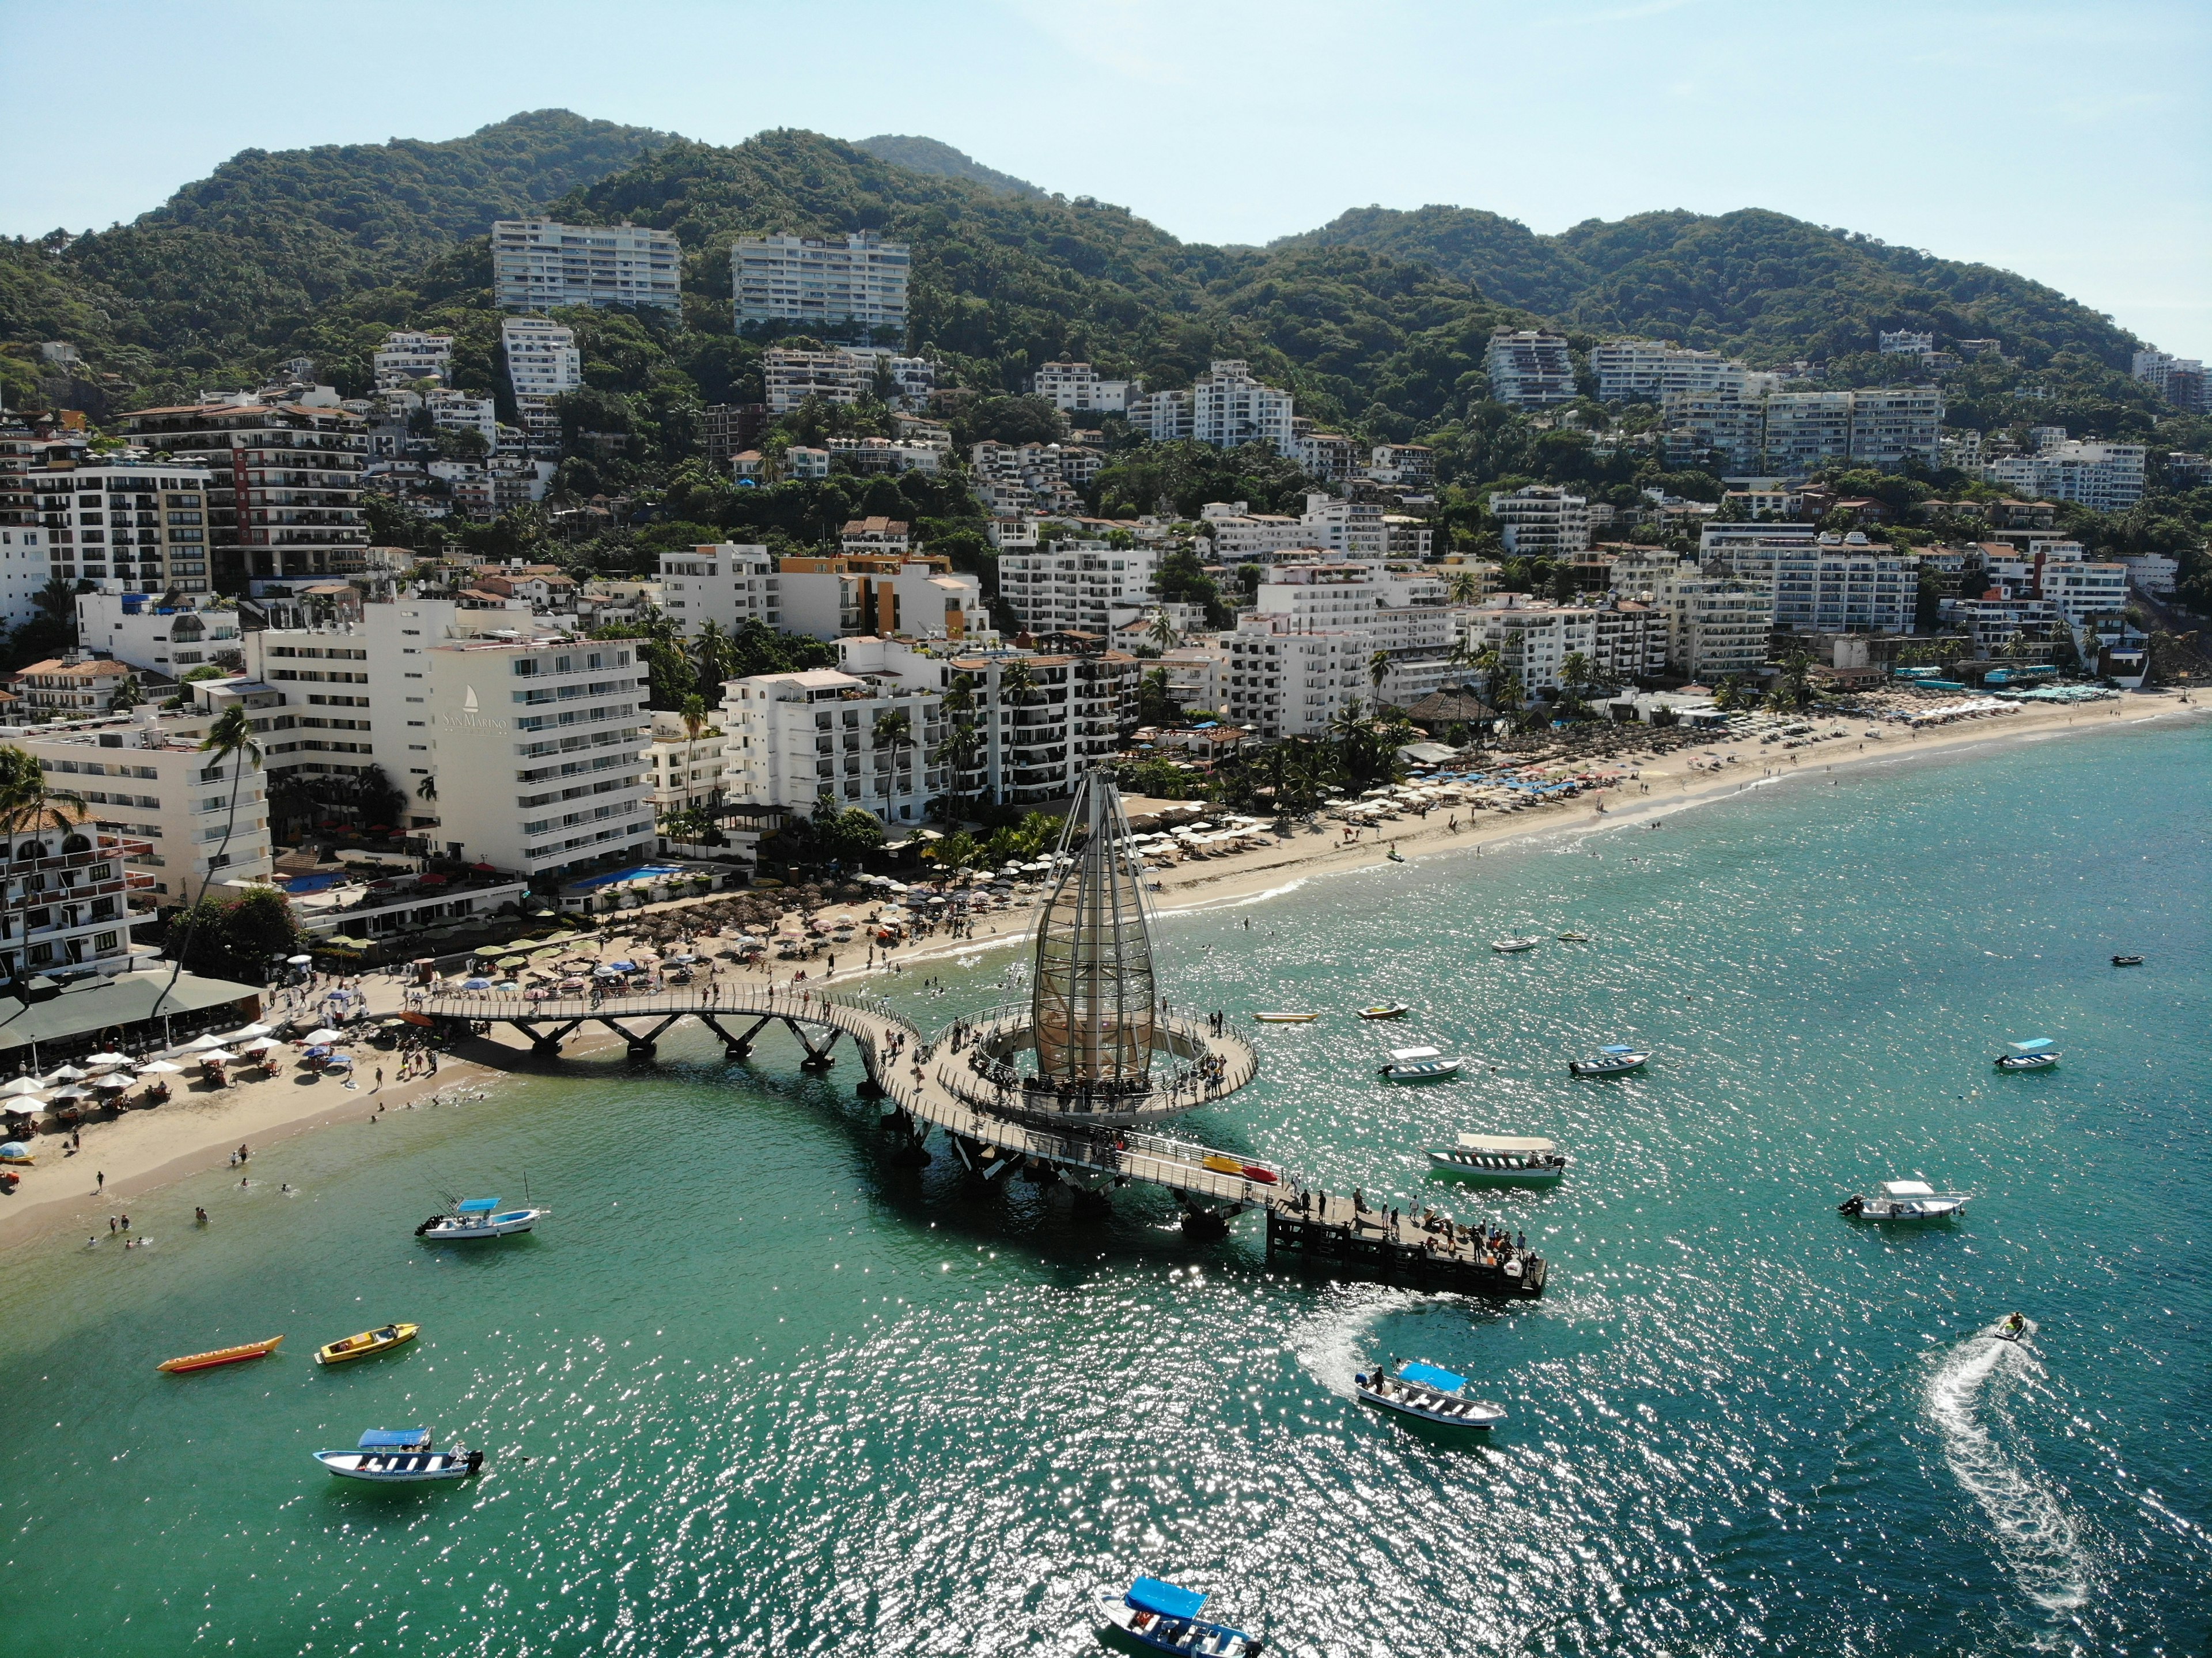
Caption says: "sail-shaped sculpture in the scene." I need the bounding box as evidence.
[1029,771,1157,1085]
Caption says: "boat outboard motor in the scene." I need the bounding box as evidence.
[1838,1194,1864,1216]
[465,1449,485,1474]
[414,1216,441,1236]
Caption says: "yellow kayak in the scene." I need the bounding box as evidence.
[315,1322,418,1366]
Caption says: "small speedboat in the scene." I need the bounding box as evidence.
[2111,955,2143,967]
[315,1429,483,1483]
[1491,937,1540,953]
[1427,1133,1566,1183]
[1385,850,1406,863]
[415,1196,544,1240]
[1380,1045,1461,1081]
[1838,1179,1968,1221]
[315,1323,419,1365]
[1355,1360,1507,1429]
[1569,1044,1648,1077]
[1253,1012,1319,1024]
[158,1335,283,1373]
[1093,1578,1261,1656]
[1355,1002,1410,1020]
[1555,930,1591,942]
[1995,1038,2059,1072]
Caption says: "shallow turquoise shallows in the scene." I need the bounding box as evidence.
[4,719,2206,1656]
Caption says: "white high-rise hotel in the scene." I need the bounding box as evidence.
[492,220,681,312]
[733,232,910,338]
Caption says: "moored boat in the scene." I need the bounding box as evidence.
[315,1323,419,1366]
[1491,937,1540,953]
[1253,1011,1319,1024]
[1995,1038,2059,1071]
[314,1429,483,1483]
[1427,1133,1566,1183]
[1380,1044,1461,1081]
[415,1196,544,1240]
[1355,1359,1508,1429]
[157,1335,283,1373]
[1838,1179,1969,1221]
[2111,954,2143,967]
[1569,1044,1648,1077]
[1092,1577,1261,1656]
[1555,930,1591,942]
[1355,1002,1410,1020]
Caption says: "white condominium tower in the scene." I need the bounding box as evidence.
[732,232,910,338]
[492,219,681,312]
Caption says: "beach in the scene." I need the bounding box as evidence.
[1,690,2194,1254]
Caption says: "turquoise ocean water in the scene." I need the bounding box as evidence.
[2,716,2206,1656]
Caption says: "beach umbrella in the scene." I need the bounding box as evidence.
[1,1076,46,1098]
[182,1034,228,1053]
[304,1028,347,1044]
[461,978,494,990]
[0,1142,31,1158]
[84,1051,132,1068]
[90,1076,131,1092]
[138,1059,183,1075]
[322,1053,354,1068]
[46,1065,90,1082]
[240,1038,281,1054]
[287,954,313,966]
[47,1085,89,1102]
[221,1023,274,1041]
[195,1048,238,1064]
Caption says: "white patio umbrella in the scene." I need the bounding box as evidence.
[45,1065,89,1082]
[1,1076,46,1099]
[183,1034,228,1053]
[239,1038,281,1054]
[137,1059,183,1074]
[84,1051,132,1068]
[221,1023,273,1041]
[90,1076,132,1092]
[47,1085,89,1102]
[286,954,313,966]
[195,1048,239,1064]
[304,1028,347,1044]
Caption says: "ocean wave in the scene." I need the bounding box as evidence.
[1922,1321,2092,1614]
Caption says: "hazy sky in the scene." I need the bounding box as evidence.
[4,0,2206,355]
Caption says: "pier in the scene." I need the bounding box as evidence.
[416,980,1547,1297]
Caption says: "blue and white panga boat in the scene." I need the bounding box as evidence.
[1380,1044,1462,1081]
[415,1197,544,1240]
[1355,1360,1508,1429]
[1093,1577,1262,1656]
[1569,1043,1648,1077]
[1427,1133,1566,1183]
[314,1429,483,1482]
[1838,1179,1968,1221]
[1995,1038,2059,1072]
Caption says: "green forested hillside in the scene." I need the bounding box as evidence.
[854,135,1042,198]
[1281,205,2142,370]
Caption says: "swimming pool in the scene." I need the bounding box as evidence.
[276,872,351,895]
[565,863,691,892]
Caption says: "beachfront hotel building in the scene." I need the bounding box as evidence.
[1461,596,1657,694]
[646,707,729,822]
[422,632,654,876]
[733,231,910,337]
[3,459,217,599]
[0,808,153,982]
[118,395,368,589]
[3,708,273,903]
[1488,485,1592,557]
[1713,532,1920,635]
[492,219,681,313]
[719,661,945,826]
[996,542,1163,635]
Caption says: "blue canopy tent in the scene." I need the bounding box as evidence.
[456,1198,501,1214]
[1597,1044,1638,1056]
[358,1429,430,1450]
[1127,1578,1207,1621]
[1399,1361,1467,1393]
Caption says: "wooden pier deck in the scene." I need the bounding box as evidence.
[416,983,1546,1297]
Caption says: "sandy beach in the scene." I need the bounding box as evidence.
[2,691,2195,1254]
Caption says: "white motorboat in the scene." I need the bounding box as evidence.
[1092,1578,1260,1657]
[1253,1011,1319,1024]
[1354,1360,1507,1429]
[1380,1045,1461,1081]
[1491,937,1541,953]
[1838,1179,1969,1221]
[414,1195,544,1240]
[1569,1044,1648,1077]
[315,1429,483,1483]
[1427,1133,1567,1183]
[1995,1038,2059,1072]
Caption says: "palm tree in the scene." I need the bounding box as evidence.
[269,770,318,839]
[1560,652,1596,696]
[933,674,980,824]
[107,673,144,713]
[680,693,710,745]
[1473,646,1504,707]
[0,749,88,994]
[1145,608,1179,652]
[692,619,737,700]
[415,774,438,805]
[1445,570,1483,606]
[1368,649,1393,705]
[154,705,260,1012]
[998,658,1036,706]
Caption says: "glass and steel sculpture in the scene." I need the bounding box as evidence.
[1029,771,1157,1085]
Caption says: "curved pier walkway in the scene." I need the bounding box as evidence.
[416,983,1545,1296]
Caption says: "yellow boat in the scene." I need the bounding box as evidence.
[314,1322,419,1366]
[157,1335,283,1373]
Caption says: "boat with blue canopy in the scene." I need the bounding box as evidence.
[1569,1043,1649,1078]
[314,1428,483,1483]
[415,1195,545,1241]
[1995,1037,2059,1072]
[1354,1359,1508,1429]
[1092,1577,1262,1656]
[1380,1044,1461,1081]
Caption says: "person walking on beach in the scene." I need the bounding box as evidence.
[96,1169,105,1193]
